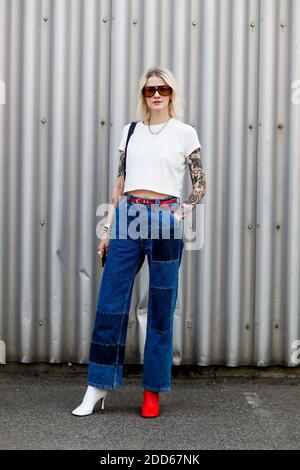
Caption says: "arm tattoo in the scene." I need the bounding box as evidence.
[182,147,207,209]
[117,149,126,177]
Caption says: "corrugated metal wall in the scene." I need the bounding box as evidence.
[0,0,299,366]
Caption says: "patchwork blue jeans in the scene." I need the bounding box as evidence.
[87,193,184,392]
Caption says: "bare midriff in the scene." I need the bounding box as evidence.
[123,189,172,199]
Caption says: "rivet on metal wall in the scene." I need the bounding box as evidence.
[186,322,192,328]
[248,224,252,229]
[102,18,107,23]
[245,324,250,329]
[192,21,197,26]
[41,118,46,124]
[250,22,255,28]
[40,220,45,225]
[132,20,137,24]
[43,16,48,22]
[100,120,105,126]
[39,321,43,326]
[278,123,284,129]
[280,23,285,28]
[249,124,253,129]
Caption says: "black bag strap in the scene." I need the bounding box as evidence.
[124,121,138,180]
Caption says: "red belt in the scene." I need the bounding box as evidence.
[129,196,177,206]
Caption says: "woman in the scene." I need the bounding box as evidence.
[72,66,207,418]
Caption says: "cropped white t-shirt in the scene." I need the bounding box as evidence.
[118,117,202,199]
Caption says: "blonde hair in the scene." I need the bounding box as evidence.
[136,66,185,121]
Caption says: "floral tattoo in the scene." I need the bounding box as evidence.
[179,147,207,217]
[117,149,126,177]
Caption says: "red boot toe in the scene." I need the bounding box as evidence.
[141,390,160,418]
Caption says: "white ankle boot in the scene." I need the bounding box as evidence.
[72,385,108,416]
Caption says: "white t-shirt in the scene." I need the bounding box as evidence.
[118,117,202,199]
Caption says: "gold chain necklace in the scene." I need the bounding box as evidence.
[147,118,171,135]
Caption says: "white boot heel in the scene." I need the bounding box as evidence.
[72,385,108,416]
[100,396,105,410]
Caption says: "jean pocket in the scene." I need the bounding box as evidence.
[170,210,178,224]
[160,203,179,226]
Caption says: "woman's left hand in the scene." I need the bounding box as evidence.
[173,203,192,221]
[173,210,183,222]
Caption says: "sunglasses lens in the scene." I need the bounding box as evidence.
[143,86,172,97]
[143,87,155,97]
[159,86,172,96]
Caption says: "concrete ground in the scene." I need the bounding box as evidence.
[0,364,299,450]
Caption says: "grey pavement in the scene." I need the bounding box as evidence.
[0,364,299,450]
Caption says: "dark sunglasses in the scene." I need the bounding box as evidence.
[142,85,172,98]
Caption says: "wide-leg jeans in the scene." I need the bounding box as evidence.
[87,193,184,392]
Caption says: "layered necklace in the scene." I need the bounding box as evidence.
[146,117,172,135]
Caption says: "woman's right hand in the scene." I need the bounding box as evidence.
[97,231,110,264]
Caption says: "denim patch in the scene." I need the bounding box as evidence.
[150,287,173,331]
[92,311,124,344]
[150,259,178,288]
[151,236,180,261]
[89,341,126,365]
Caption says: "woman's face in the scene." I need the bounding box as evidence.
[143,76,172,114]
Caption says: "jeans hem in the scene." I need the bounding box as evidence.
[87,381,122,390]
[142,383,171,392]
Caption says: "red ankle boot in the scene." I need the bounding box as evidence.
[141,390,160,418]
